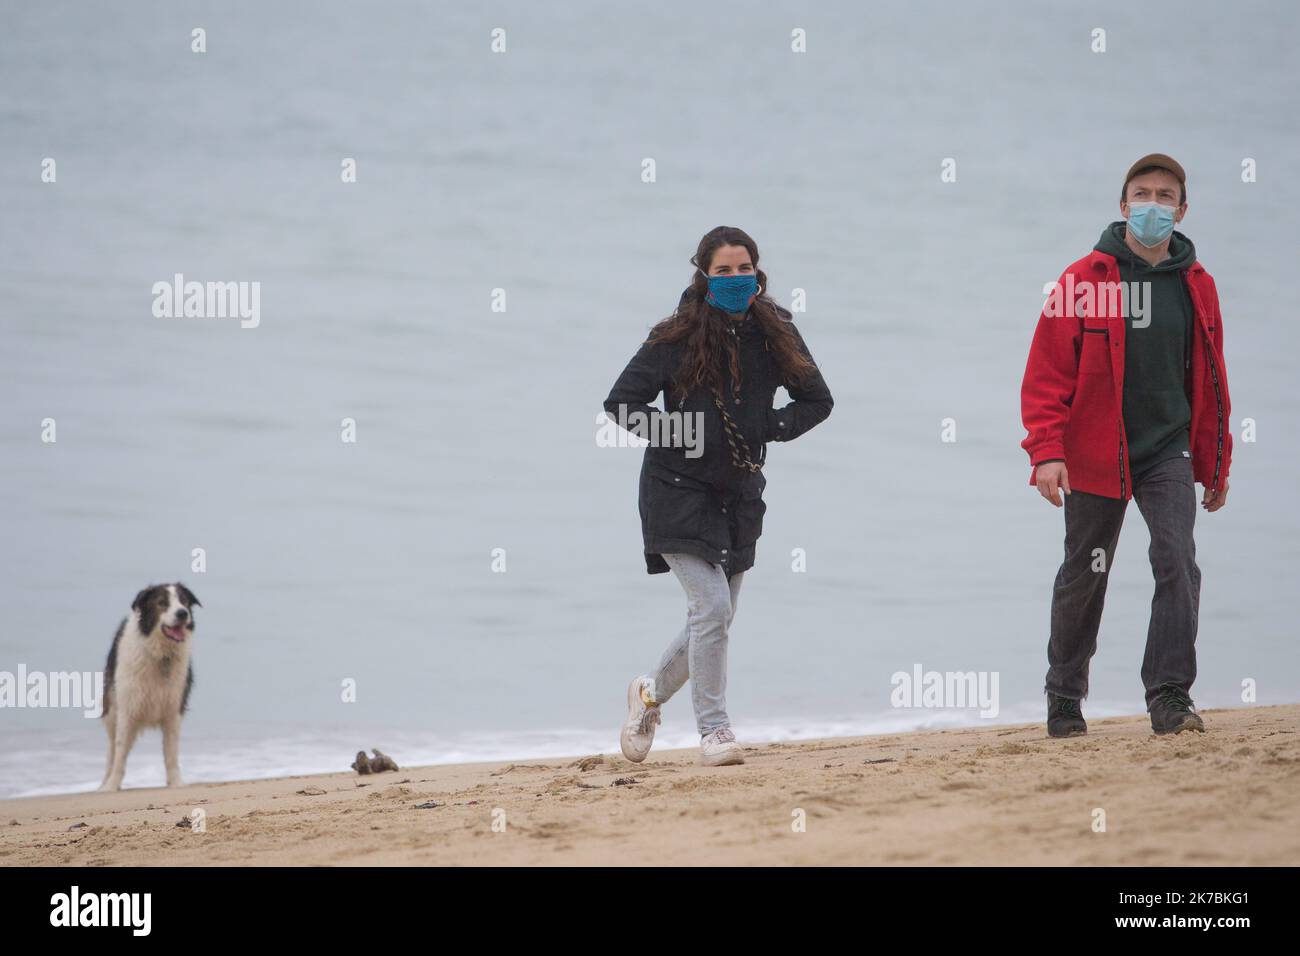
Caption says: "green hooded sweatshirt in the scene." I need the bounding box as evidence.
[1093,221,1196,479]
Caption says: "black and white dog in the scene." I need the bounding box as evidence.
[99,583,201,792]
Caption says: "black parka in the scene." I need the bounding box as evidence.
[604,296,833,577]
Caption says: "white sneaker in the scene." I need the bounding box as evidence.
[620,676,660,762]
[700,727,744,766]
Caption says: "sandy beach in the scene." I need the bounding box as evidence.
[2,703,1297,866]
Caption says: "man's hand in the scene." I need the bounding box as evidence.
[1035,461,1070,507]
[1202,478,1229,512]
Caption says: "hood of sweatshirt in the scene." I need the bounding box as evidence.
[1095,221,1196,272]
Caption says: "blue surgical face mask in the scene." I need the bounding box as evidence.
[1126,201,1177,247]
[700,270,758,313]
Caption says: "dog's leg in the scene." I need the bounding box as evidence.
[162,714,184,788]
[99,712,138,792]
[99,710,117,791]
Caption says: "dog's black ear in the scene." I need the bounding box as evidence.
[132,586,157,611]
[176,583,202,608]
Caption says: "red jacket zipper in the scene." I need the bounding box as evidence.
[1203,336,1225,493]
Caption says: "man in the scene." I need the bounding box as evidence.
[1020,153,1233,738]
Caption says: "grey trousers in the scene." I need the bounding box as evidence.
[1045,455,1201,709]
[652,552,744,736]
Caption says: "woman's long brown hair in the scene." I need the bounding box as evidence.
[647,226,818,401]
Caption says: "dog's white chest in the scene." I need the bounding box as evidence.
[114,632,189,723]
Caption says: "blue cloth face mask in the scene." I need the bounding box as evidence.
[701,271,758,313]
[1126,201,1177,247]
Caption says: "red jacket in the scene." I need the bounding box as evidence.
[1020,250,1231,500]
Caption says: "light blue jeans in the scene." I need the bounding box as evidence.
[652,552,744,735]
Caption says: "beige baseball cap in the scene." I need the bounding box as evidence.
[1122,153,1186,200]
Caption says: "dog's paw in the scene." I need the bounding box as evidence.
[96,783,120,793]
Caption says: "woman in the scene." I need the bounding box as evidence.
[603,226,834,766]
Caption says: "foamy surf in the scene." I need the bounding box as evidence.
[0,699,1134,799]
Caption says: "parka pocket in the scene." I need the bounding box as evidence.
[644,464,710,540]
[731,495,767,549]
[730,472,767,549]
[1080,326,1111,374]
